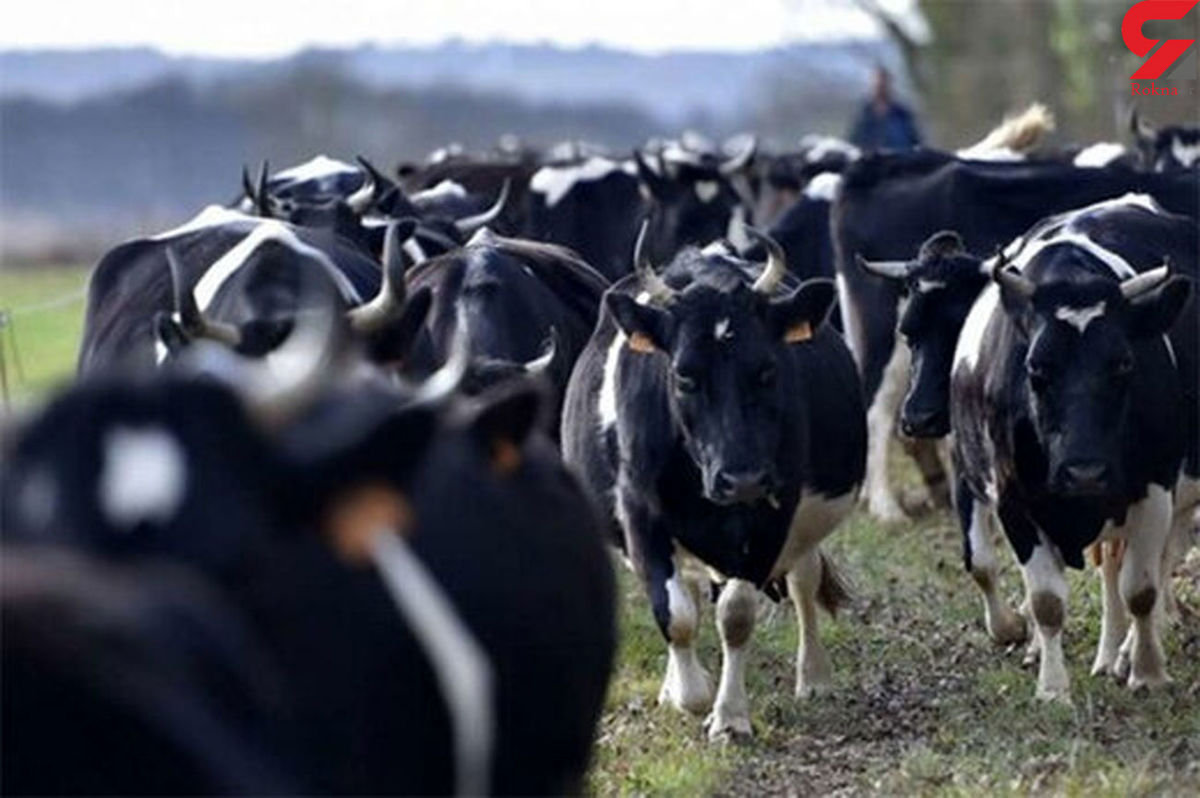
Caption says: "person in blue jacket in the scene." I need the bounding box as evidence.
[849,66,922,150]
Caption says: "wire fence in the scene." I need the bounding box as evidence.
[0,285,88,406]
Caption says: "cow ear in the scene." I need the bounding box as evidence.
[466,382,548,476]
[768,278,836,343]
[1127,275,1193,338]
[363,286,433,365]
[606,293,674,352]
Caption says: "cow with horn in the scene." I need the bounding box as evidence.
[562,223,865,740]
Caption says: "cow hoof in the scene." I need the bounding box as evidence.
[1035,685,1072,705]
[658,672,713,716]
[1128,671,1171,692]
[794,680,832,700]
[1090,655,1119,678]
[1112,649,1131,681]
[989,611,1028,646]
[704,712,753,743]
[868,499,908,525]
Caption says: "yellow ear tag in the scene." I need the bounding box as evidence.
[325,483,414,565]
[627,332,656,353]
[784,321,813,344]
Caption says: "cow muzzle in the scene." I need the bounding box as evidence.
[900,407,950,439]
[709,469,776,506]
[1054,460,1111,497]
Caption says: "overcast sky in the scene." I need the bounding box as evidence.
[0,0,924,57]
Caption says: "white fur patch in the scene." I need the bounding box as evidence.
[714,318,733,341]
[769,488,858,578]
[413,179,468,203]
[598,332,625,428]
[1073,142,1126,168]
[273,154,357,183]
[1055,301,1106,332]
[954,283,1000,372]
[802,172,842,202]
[192,221,356,311]
[800,135,861,163]
[97,427,187,528]
[150,205,254,241]
[956,144,1022,162]
[694,180,720,203]
[403,236,427,265]
[530,157,626,208]
[1171,137,1200,168]
[916,278,946,293]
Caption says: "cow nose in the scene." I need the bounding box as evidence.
[1062,462,1109,495]
[713,470,772,504]
[901,408,949,438]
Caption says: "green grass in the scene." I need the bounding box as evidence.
[589,456,1200,796]
[0,265,90,398]
[3,266,1198,796]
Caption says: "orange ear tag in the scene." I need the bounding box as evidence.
[784,321,813,344]
[627,332,656,353]
[491,438,523,476]
[325,483,414,565]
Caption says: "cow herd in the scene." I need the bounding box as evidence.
[2,105,1198,794]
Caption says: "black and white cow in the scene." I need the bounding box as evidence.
[78,208,430,376]
[526,141,755,282]
[561,227,864,739]
[835,150,1200,522]
[2,336,616,794]
[859,195,1198,662]
[405,229,609,425]
[1132,112,1200,172]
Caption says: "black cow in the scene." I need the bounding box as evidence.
[859,194,1199,661]
[2,335,616,794]
[561,227,864,740]
[78,210,430,376]
[406,229,610,428]
[2,547,295,795]
[834,151,1200,522]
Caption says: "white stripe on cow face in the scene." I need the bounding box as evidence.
[694,181,719,203]
[1054,301,1106,332]
[192,221,356,311]
[802,172,842,202]
[1171,137,1200,168]
[97,426,187,529]
[916,278,946,294]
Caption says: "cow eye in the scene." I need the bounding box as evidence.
[675,372,700,394]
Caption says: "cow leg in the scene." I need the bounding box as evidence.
[786,551,833,698]
[959,487,1026,645]
[656,560,713,715]
[705,579,757,741]
[1018,541,1071,702]
[1118,485,1172,691]
[1091,540,1129,676]
[1161,475,1199,620]
[863,341,910,523]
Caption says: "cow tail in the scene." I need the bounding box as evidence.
[816,550,853,618]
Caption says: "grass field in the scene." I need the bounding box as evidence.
[3,265,1198,796]
[0,265,90,398]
